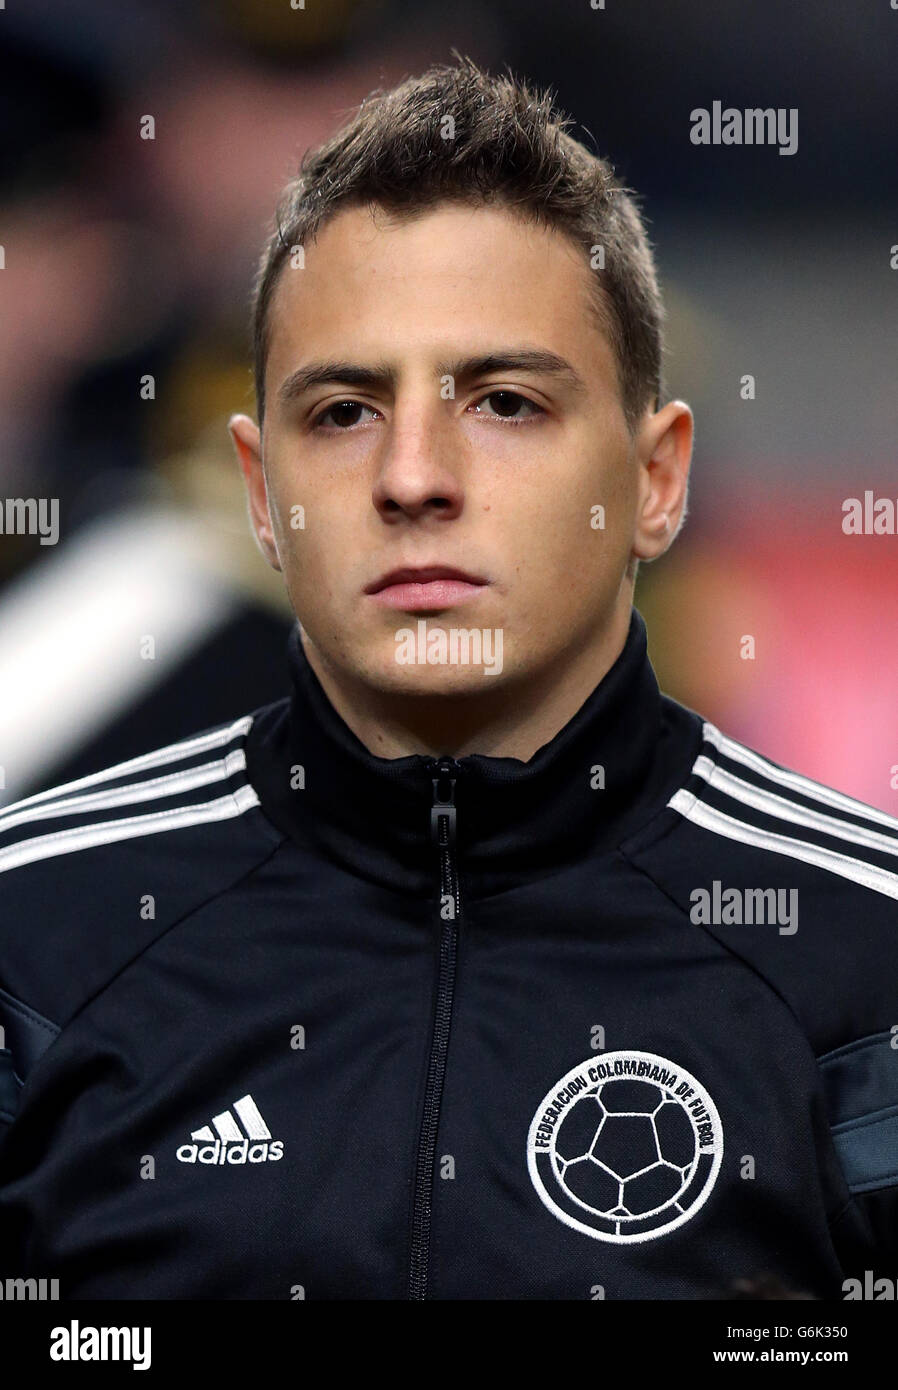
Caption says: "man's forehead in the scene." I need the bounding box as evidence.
[271,200,596,309]
[262,201,619,405]
[271,227,608,333]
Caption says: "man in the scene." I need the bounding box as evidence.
[1,57,895,1301]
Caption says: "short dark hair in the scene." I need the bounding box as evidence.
[251,55,665,433]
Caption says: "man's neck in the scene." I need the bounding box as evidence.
[299,601,634,762]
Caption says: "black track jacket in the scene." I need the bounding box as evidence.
[1,609,897,1300]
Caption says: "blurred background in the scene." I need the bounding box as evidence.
[1,0,896,809]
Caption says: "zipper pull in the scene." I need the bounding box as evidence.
[430,757,459,849]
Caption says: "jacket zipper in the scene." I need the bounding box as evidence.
[408,756,461,1301]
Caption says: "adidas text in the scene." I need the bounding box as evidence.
[177,1138,284,1164]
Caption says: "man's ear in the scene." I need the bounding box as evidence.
[228,413,282,572]
[631,400,694,562]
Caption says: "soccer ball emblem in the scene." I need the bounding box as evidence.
[555,1079,694,1217]
[528,1051,723,1243]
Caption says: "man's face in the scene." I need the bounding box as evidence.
[243,201,657,696]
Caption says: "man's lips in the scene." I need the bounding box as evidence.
[364,566,489,610]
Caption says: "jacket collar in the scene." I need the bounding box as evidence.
[247,607,667,898]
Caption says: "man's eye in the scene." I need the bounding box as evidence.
[469,391,544,422]
[313,401,379,430]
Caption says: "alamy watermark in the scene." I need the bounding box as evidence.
[50,1321,151,1370]
[843,1271,898,1300]
[394,620,503,676]
[690,102,798,156]
[690,880,798,935]
[842,491,898,534]
[0,1276,59,1299]
[0,497,59,545]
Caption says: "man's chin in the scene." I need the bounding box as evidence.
[351,618,508,690]
[301,618,516,698]
[360,658,509,699]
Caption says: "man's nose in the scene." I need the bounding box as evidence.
[371,400,464,522]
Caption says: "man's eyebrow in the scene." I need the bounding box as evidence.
[277,362,395,406]
[275,349,587,407]
[437,350,587,393]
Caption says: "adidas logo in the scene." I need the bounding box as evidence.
[176,1093,284,1165]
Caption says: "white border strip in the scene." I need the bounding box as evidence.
[691,755,898,861]
[3,716,253,817]
[0,784,260,875]
[0,750,248,837]
[703,722,898,834]
[669,789,898,902]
